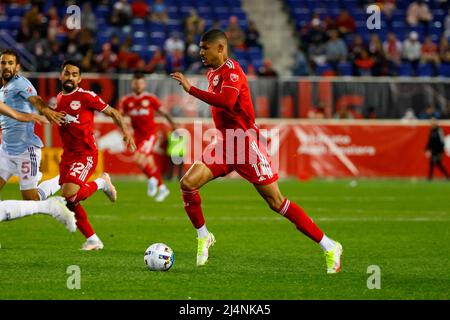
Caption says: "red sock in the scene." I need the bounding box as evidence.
[67,202,95,238]
[143,164,163,186]
[277,199,324,243]
[68,182,98,203]
[181,189,205,229]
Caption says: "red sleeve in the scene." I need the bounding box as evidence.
[221,69,243,93]
[151,96,162,110]
[188,86,239,110]
[86,91,109,112]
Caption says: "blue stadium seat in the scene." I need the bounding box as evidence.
[338,62,353,76]
[399,62,413,76]
[5,4,30,17]
[418,63,434,77]
[439,63,450,77]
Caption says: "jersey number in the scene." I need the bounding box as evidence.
[69,162,85,177]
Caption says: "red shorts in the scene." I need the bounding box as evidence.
[136,134,156,156]
[59,152,98,186]
[202,135,278,185]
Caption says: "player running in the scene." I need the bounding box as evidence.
[171,30,343,273]
[0,48,64,202]
[0,101,76,233]
[119,72,175,202]
[55,60,135,250]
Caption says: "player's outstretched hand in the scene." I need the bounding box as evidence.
[30,114,49,125]
[42,108,66,126]
[170,72,192,93]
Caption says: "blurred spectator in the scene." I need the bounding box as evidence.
[258,59,278,77]
[439,35,450,64]
[363,106,377,119]
[110,0,132,27]
[377,0,397,22]
[65,42,84,62]
[95,43,119,72]
[110,34,121,54]
[348,34,366,61]
[164,32,185,55]
[225,16,246,50]
[308,37,327,72]
[325,29,348,73]
[368,33,386,76]
[247,64,257,76]
[335,9,356,36]
[383,32,402,75]
[16,19,32,43]
[165,48,185,74]
[49,41,65,71]
[354,49,375,76]
[402,31,422,76]
[419,105,442,119]
[302,17,327,52]
[26,30,51,71]
[425,117,449,180]
[43,6,61,40]
[183,9,205,40]
[401,108,417,121]
[117,44,143,73]
[406,0,432,33]
[184,43,203,74]
[245,20,262,48]
[444,9,450,39]
[23,5,43,34]
[78,28,95,55]
[145,48,166,74]
[131,0,149,19]
[421,36,440,76]
[150,0,169,24]
[80,48,95,72]
[308,102,326,119]
[292,49,311,76]
[81,3,97,32]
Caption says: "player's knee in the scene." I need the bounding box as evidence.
[180,175,197,191]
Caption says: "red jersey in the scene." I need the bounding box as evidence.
[204,58,257,132]
[55,87,109,154]
[119,92,161,143]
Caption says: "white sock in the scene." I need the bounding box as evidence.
[87,234,101,242]
[197,225,209,238]
[94,178,106,191]
[319,235,336,252]
[0,200,48,221]
[37,175,61,200]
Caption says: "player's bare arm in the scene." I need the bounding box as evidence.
[155,108,176,129]
[28,95,65,126]
[103,105,136,151]
[0,100,47,124]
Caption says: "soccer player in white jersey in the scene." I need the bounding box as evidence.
[0,48,65,202]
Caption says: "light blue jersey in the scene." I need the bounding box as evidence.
[0,74,43,155]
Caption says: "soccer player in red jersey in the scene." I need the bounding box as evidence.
[171,30,343,273]
[55,60,136,250]
[119,72,175,202]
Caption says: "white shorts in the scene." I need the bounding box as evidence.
[0,146,42,190]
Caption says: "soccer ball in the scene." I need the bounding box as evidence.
[144,243,174,271]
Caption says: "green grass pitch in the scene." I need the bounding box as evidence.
[0,179,449,300]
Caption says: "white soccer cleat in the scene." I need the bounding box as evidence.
[101,172,117,202]
[47,196,77,233]
[324,242,343,274]
[155,187,170,202]
[81,239,104,251]
[197,232,216,266]
[147,177,158,197]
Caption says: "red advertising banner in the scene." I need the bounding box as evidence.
[47,119,450,179]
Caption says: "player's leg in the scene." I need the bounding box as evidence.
[0,147,14,196]
[180,160,218,266]
[18,147,44,200]
[254,181,343,274]
[436,155,450,179]
[37,174,61,200]
[428,158,435,180]
[0,197,76,232]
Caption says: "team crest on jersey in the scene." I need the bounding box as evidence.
[230,73,239,82]
[70,101,81,110]
[142,99,149,107]
[213,75,220,87]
